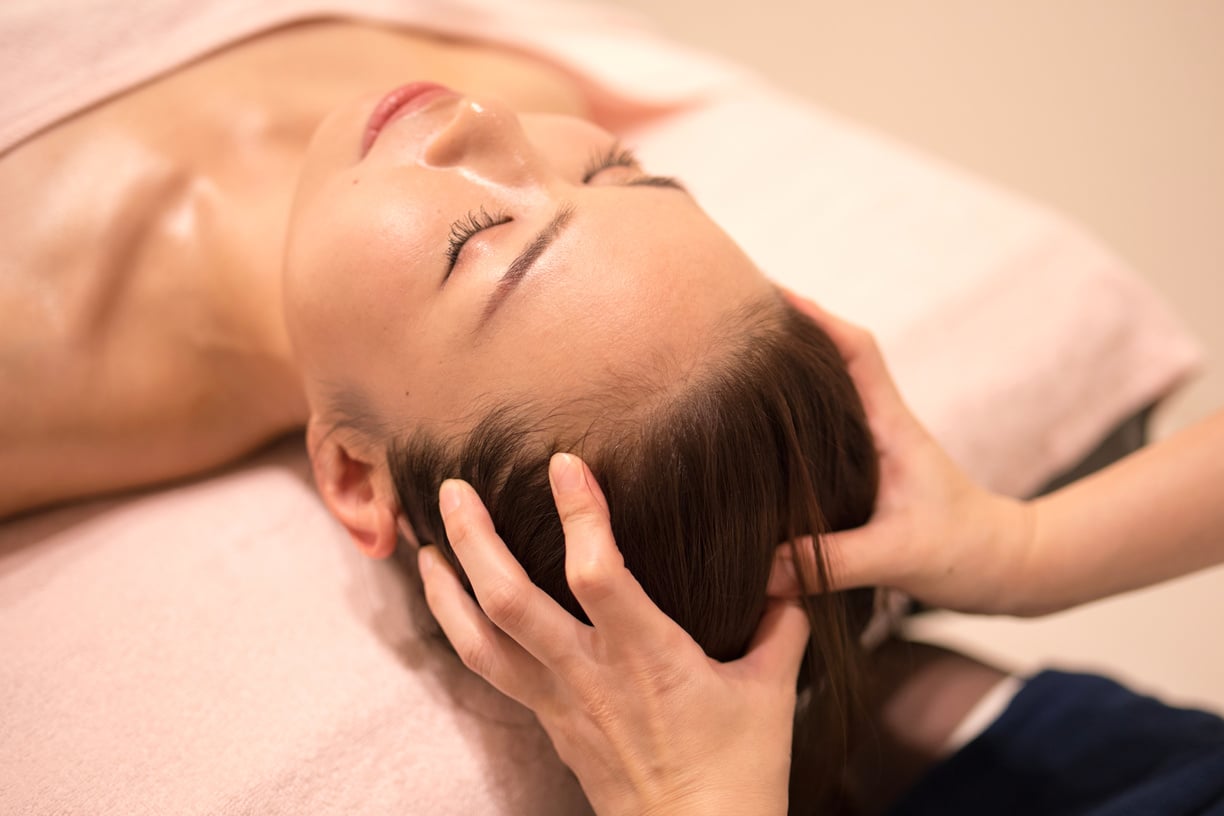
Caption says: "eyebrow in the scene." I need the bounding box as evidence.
[625,175,687,192]
[475,178,689,332]
[476,201,576,330]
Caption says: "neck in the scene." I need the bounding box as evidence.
[190,116,314,427]
[212,178,312,430]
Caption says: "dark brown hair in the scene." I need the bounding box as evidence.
[388,293,879,814]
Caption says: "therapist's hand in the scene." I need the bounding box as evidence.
[419,453,807,816]
[772,292,1037,615]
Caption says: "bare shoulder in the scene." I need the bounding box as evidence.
[0,311,304,517]
[0,238,305,517]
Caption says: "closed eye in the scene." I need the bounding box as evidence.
[445,205,511,276]
[444,143,687,281]
[583,141,687,192]
[583,142,638,182]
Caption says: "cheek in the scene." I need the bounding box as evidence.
[520,115,613,175]
[285,184,452,384]
[291,175,442,308]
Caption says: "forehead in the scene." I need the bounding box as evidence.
[410,191,773,418]
[537,191,764,345]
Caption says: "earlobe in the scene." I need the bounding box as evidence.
[308,420,399,560]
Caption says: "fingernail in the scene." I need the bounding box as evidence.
[439,480,464,520]
[418,546,434,579]
[551,453,584,492]
[767,546,799,596]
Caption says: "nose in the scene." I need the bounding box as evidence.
[422,98,545,189]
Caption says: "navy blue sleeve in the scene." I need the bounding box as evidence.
[888,670,1224,816]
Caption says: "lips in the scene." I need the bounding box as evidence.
[361,81,457,156]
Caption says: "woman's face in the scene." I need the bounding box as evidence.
[285,85,773,435]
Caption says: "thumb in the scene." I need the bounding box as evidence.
[740,598,810,683]
[766,527,888,597]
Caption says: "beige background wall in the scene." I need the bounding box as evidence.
[600,0,1224,710]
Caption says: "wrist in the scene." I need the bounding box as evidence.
[641,785,787,816]
[1005,495,1054,617]
[966,490,1040,616]
[628,756,789,816]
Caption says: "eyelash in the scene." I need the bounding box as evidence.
[444,144,640,271]
[445,205,511,270]
[583,143,639,182]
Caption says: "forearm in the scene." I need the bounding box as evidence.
[1023,409,1224,615]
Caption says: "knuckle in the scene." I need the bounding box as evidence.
[568,670,620,725]
[481,579,530,631]
[639,661,689,696]
[456,638,497,679]
[581,692,618,732]
[566,558,620,602]
[563,555,621,606]
[558,502,605,529]
[443,511,470,547]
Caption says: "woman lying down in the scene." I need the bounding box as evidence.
[3,17,1222,815]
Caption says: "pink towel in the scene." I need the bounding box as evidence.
[0,441,591,814]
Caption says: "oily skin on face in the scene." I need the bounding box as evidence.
[284,89,775,444]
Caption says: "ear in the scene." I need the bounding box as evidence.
[307,418,399,560]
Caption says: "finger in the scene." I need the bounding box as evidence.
[550,453,684,645]
[781,288,871,367]
[739,598,811,685]
[418,545,553,706]
[439,479,582,667]
[781,289,912,440]
[766,529,886,597]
